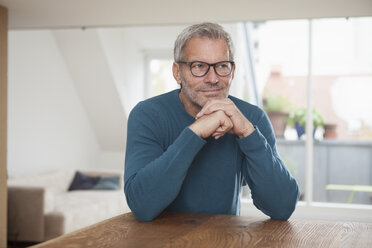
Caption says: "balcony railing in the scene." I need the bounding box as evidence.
[276,139,372,205]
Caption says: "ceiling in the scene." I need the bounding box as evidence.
[0,0,371,30]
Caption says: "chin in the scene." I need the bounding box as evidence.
[197,95,223,107]
[204,92,227,100]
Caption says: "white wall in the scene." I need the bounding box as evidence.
[99,151,125,171]
[98,25,186,114]
[8,30,101,176]
[53,29,127,152]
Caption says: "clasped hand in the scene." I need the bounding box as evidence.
[189,99,255,139]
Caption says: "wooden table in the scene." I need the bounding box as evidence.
[32,212,372,248]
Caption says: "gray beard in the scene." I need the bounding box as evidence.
[180,79,204,109]
[180,78,229,109]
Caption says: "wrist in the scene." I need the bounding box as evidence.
[238,123,255,138]
[189,123,202,137]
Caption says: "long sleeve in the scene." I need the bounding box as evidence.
[238,110,299,220]
[124,104,206,221]
[125,91,299,221]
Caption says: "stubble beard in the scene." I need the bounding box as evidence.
[180,77,231,110]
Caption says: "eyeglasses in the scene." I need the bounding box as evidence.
[177,61,235,77]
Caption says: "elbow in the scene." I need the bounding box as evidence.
[269,208,295,221]
[132,210,158,222]
[254,199,297,221]
[255,181,299,221]
[271,184,300,220]
[268,200,297,220]
[124,186,159,222]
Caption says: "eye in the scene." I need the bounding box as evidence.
[191,62,205,69]
[217,62,230,69]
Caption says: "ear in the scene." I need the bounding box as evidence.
[172,62,182,85]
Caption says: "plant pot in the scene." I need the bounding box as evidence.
[267,111,288,138]
[323,124,337,139]
[295,122,316,139]
[295,122,305,138]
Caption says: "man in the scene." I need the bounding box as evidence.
[124,23,299,222]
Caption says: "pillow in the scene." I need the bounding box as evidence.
[68,171,101,191]
[93,176,120,190]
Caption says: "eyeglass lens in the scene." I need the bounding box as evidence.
[190,61,233,77]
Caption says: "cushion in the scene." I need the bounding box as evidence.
[93,177,120,190]
[68,171,100,191]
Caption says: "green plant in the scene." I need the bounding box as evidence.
[263,95,292,112]
[286,107,324,128]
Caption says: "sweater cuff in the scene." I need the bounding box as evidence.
[237,126,267,153]
[173,127,206,158]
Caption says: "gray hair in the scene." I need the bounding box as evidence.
[174,22,234,62]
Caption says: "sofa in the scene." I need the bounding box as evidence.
[7,169,130,242]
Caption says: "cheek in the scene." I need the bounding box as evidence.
[183,76,202,89]
[221,78,232,88]
[180,71,194,84]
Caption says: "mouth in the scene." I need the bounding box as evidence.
[200,88,223,96]
[201,90,221,98]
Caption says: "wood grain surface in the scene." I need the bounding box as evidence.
[31,212,372,248]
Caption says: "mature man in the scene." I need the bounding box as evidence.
[124,23,299,222]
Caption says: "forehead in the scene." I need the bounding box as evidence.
[183,37,229,62]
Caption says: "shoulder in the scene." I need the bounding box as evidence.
[129,90,179,120]
[228,95,266,126]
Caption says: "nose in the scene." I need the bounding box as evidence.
[203,66,219,84]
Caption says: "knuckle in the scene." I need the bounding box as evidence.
[216,110,224,116]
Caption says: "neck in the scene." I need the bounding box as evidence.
[178,91,201,118]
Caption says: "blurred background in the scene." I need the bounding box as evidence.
[1,0,371,247]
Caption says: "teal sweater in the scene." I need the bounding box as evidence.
[124,90,299,221]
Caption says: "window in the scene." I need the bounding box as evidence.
[312,18,372,205]
[145,52,178,98]
[246,17,372,209]
[242,20,309,201]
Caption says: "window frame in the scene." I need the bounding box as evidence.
[242,18,372,220]
[143,49,174,99]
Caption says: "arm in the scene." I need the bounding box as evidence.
[238,112,299,220]
[197,99,299,220]
[124,123,204,221]
[124,105,233,221]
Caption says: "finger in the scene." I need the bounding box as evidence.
[212,132,219,138]
[212,130,225,136]
[212,126,229,137]
[197,100,236,119]
[220,121,233,132]
[215,126,225,132]
[196,101,228,118]
[213,132,223,139]
[196,103,224,118]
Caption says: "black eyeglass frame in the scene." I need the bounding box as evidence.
[177,60,235,77]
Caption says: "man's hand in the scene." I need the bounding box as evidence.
[189,110,233,139]
[196,99,255,138]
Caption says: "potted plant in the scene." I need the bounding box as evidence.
[263,96,291,138]
[323,123,337,139]
[286,107,324,139]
